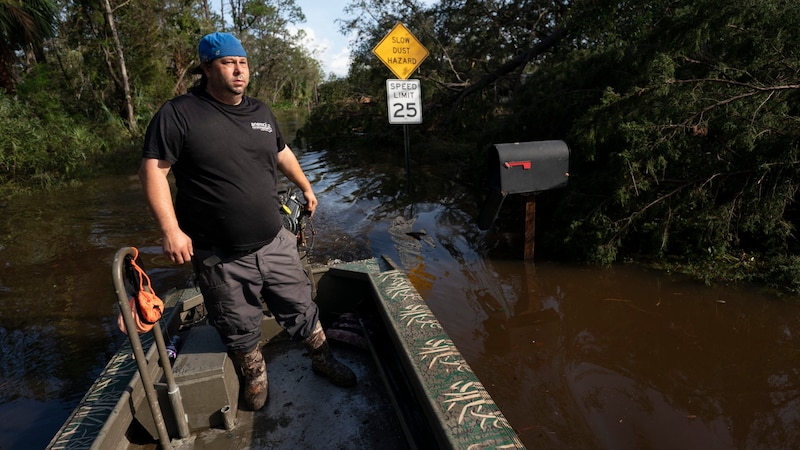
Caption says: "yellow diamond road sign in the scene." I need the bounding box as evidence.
[372,22,429,80]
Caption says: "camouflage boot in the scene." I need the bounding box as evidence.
[304,321,357,387]
[230,346,268,411]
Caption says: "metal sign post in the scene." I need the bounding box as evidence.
[373,23,429,192]
[386,79,422,190]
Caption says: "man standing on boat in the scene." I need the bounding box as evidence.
[138,31,356,411]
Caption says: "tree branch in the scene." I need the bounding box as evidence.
[449,26,567,112]
[668,78,800,121]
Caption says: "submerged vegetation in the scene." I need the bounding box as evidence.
[2,0,800,291]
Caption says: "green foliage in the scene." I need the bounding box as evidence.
[312,0,800,290]
[763,255,800,294]
[228,0,323,107]
[0,0,56,94]
[0,89,135,193]
[303,67,397,150]
[511,0,800,289]
[0,0,56,47]
[4,0,800,290]
[0,0,323,194]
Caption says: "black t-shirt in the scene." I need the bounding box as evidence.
[142,89,285,251]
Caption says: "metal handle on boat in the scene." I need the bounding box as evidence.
[152,312,191,440]
[113,246,190,446]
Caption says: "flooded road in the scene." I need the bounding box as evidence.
[2,142,800,449]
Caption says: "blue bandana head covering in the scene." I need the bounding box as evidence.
[197,32,247,63]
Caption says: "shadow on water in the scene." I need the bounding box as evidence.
[2,144,800,449]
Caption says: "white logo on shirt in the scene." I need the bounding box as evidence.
[251,122,273,133]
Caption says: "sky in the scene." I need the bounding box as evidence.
[291,0,354,78]
[213,0,434,78]
[290,0,436,78]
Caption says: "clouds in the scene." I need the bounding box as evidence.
[290,0,437,78]
[278,0,436,77]
[292,0,352,78]
[292,25,352,78]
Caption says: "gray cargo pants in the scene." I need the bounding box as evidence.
[191,227,319,353]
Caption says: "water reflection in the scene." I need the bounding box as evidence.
[432,259,800,449]
[2,147,800,449]
[292,148,800,448]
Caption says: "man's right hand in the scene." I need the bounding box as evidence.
[162,229,194,264]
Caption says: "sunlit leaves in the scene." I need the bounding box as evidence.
[531,0,800,281]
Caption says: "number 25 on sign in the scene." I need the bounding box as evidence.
[386,79,422,125]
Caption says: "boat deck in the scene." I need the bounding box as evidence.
[48,257,525,450]
[129,335,407,450]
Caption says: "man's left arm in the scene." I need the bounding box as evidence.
[276,145,318,216]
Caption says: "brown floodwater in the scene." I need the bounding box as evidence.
[2,141,800,449]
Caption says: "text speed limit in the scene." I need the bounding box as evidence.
[386,79,422,124]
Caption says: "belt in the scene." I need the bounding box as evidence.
[199,245,264,267]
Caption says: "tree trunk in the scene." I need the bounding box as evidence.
[102,0,136,133]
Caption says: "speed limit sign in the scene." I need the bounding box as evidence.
[386,79,422,124]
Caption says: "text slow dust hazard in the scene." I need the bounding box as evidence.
[372,22,429,80]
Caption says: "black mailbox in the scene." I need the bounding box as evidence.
[478,140,569,231]
[488,140,570,194]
